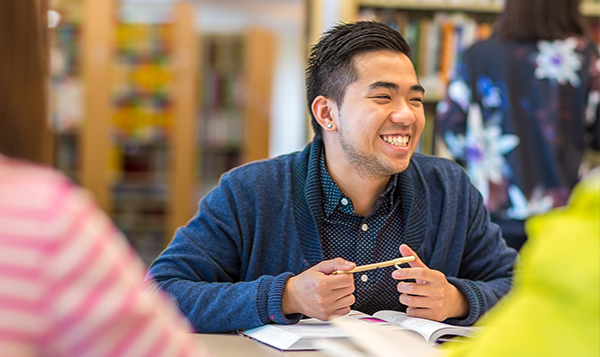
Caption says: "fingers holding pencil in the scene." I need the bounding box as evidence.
[331,256,415,275]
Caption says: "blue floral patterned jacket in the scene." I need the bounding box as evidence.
[436,34,600,227]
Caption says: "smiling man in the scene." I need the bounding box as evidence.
[148,21,518,333]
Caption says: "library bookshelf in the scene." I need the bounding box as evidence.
[49,0,275,263]
[310,0,600,155]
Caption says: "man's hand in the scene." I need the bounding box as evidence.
[282,258,356,321]
[393,244,469,321]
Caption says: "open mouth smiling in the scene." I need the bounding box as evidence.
[381,134,409,147]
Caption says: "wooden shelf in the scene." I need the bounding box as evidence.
[243,27,275,164]
[358,0,502,13]
[168,1,200,239]
[71,0,200,246]
[80,0,115,213]
[423,89,443,103]
[358,0,600,17]
[581,2,600,16]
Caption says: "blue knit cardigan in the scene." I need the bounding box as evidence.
[148,140,517,333]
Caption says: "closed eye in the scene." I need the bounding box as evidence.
[408,96,424,109]
[371,95,391,100]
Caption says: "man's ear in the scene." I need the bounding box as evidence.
[311,95,337,131]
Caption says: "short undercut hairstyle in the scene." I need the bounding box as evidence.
[305,21,412,138]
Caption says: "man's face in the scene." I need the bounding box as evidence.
[332,50,425,178]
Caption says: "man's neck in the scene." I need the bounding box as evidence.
[325,154,390,217]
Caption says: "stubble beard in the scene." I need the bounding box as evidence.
[338,123,398,179]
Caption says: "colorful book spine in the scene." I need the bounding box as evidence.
[358,8,495,94]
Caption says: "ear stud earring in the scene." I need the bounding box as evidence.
[326,123,333,129]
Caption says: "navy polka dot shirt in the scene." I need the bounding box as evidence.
[319,153,408,315]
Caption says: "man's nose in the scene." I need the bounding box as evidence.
[388,101,416,125]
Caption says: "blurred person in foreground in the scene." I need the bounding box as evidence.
[0,1,207,355]
[441,167,599,356]
[435,0,600,251]
[148,21,517,333]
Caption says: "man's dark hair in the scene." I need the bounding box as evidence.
[496,0,588,42]
[306,21,412,138]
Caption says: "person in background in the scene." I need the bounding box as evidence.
[442,167,599,357]
[0,1,207,356]
[148,21,517,333]
[435,0,600,251]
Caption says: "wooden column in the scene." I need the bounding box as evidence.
[305,0,358,141]
[243,27,276,163]
[307,0,358,49]
[168,1,200,242]
[80,0,114,212]
[340,0,358,23]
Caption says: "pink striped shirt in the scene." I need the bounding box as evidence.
[0,156,208,356]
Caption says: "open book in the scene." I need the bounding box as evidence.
[239,310,477,351]
[365,310,475,344]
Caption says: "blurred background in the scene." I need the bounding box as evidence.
[46,0,600,264]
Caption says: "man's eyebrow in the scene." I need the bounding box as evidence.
[411,84,425,94]
[368,81,399,91]
[367,81,426,94]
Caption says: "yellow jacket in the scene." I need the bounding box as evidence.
[444,169,600,356]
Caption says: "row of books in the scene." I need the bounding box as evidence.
[112,180,169,265]
[112,23,175,141]
[49,11,83,179]
[116,23,173,57]
[201,35,245,115]
[359,8,495,94]
[110,23,176,261]
[198,35,247,198]
[50,18,83,134]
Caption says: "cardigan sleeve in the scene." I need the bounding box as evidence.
[147,174,303,333]
[444,176,518,326]
[414,157,518,326]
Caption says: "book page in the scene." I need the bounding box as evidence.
[327,316,440,357]
[373,310,474,344]
[243,325,302,350]
[241,318,349,350]
[346,310,418,333]
[275,319,350,338]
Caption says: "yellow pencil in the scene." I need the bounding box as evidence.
[331,256,415,275]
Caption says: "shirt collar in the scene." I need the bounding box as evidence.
[319,150,400,218]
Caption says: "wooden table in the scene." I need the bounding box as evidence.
[192,333,330,357]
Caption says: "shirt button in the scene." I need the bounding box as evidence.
[361,223,368,231]
[341,198,349,206]
[361,274,368,282]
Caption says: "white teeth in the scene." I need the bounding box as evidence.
[382,135,409,147]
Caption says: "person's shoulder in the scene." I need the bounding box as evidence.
[0,156,75,197]
[411,154,470,184]
[471,35,499,47]
[214,150,307,196]
[0,156,89,229]
[226,151,299,177]
[412,153,464,173]
[463,35,506,55]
